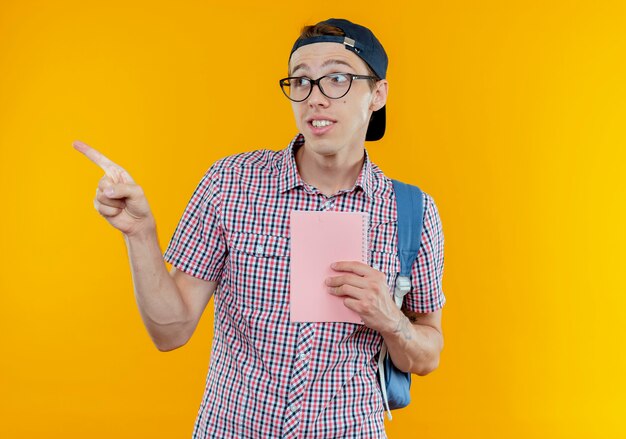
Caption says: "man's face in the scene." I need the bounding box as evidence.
[288,42,387,157]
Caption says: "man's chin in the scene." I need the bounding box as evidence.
[302,136,341,155]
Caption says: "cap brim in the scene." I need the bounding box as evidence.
[365,105,386,141]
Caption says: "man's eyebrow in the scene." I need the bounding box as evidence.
[290,59,356,75]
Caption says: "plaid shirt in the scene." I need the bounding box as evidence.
[164,134,445,438]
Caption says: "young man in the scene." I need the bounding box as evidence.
[75,18,445,438]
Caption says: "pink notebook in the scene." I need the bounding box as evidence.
[290,210,369,323]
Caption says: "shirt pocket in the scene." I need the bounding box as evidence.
[229,232,291,312]
[369,246,400,295]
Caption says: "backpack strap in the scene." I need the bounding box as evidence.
[378,180,424,420]
[391,180,424,305]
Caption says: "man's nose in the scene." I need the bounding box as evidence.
[307,83,330,107]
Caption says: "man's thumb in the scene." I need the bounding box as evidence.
[104,183,141,200]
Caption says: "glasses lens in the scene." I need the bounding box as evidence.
[282,77,311,102]
[319,74,352,99]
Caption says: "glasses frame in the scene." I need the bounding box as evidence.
[279,73,380,102]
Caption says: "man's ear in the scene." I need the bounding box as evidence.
[370,80,389,112]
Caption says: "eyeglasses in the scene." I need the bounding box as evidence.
[279,73,379,102]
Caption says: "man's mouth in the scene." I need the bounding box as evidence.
[310,119,335,128]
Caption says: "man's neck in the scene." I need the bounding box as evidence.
[294,142,365,197]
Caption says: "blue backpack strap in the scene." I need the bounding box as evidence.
[378,180,425,420]
[391,179,424,278]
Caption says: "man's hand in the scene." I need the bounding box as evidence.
[326,261,402,334]
[74,140,155,236]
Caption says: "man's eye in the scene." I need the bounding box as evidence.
[328,74,349,83]
[293,78,311,88]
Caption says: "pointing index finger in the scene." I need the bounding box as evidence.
[73,140,135,183]
[73,140,115,169]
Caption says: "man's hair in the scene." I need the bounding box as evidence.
[299,22,345,39]
[294,23,380,89]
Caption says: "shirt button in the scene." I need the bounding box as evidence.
[255,245,264,255]
[298,353,306,360]
[290,404,298,413]
[372,263,380,271]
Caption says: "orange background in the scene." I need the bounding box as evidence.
[1,1,625,437]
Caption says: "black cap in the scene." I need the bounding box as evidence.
[289,18,388,141]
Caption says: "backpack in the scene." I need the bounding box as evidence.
[377,179,425,420]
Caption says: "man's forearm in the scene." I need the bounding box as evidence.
[380,313,443,376]
[124,227,190,350]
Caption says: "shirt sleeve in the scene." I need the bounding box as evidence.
[403,191,446,313]
[163,161,228,282]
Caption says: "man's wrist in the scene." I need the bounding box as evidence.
[380,311,409,337]
[392,315,406,333]
[123,221,157,244]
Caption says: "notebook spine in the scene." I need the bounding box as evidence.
[362,213,369,265]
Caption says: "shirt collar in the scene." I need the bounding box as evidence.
[277,134,374,199]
